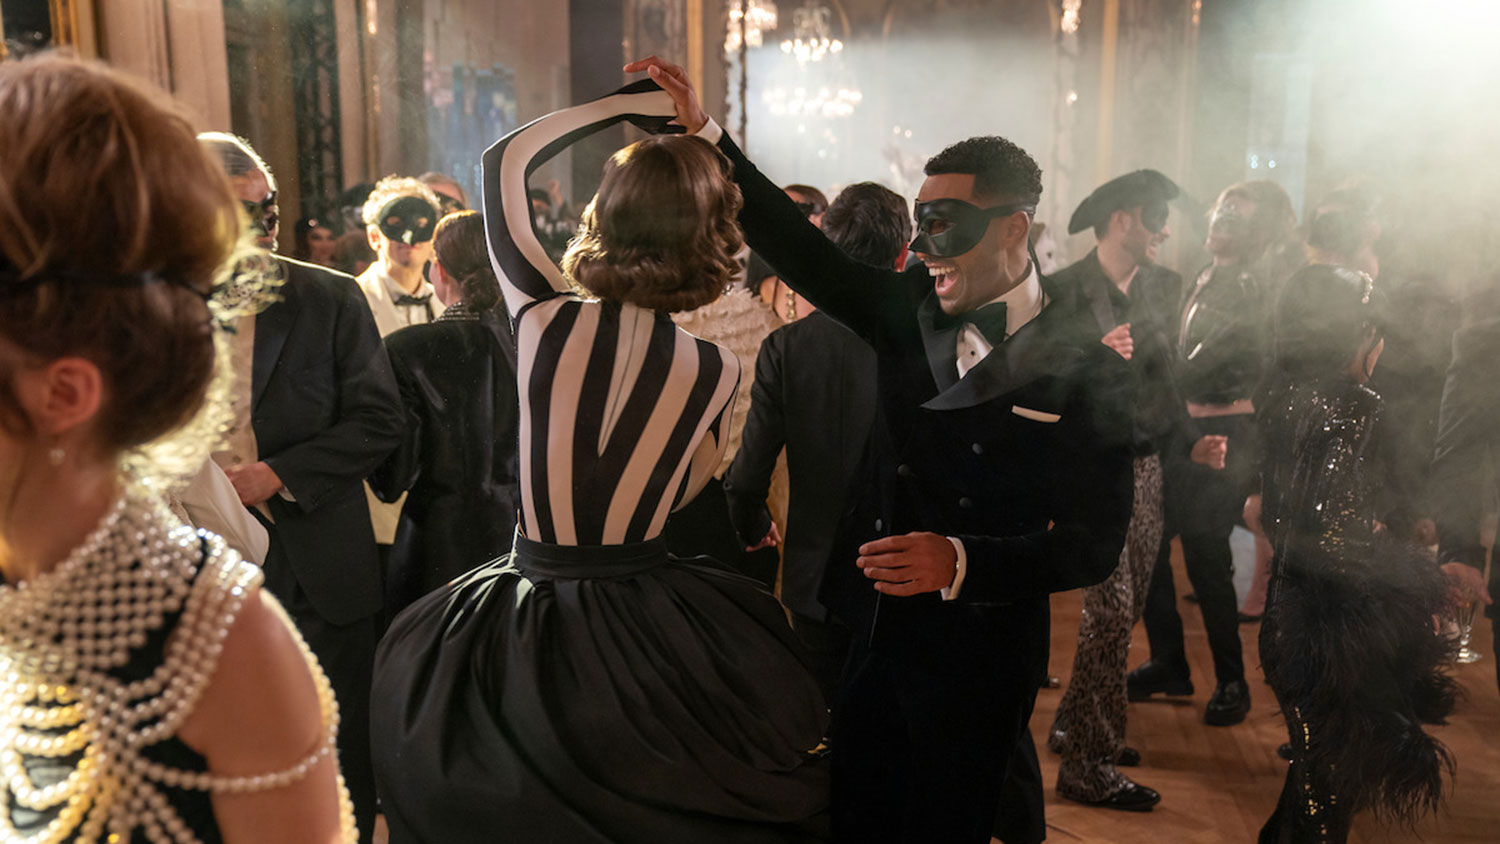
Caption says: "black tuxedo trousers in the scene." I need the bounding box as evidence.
[834,599,1050,842]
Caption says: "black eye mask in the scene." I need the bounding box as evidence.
[377,196,438,245]
[910,199,1035,259]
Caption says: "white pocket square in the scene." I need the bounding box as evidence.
[1011,406,1062,423]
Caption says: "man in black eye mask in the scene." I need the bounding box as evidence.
[629,56,1137,844]
[355,176,444,338]
[352,176,444,606]
[198,132,400,843]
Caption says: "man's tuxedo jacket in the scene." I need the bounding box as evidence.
[254,256,403,625]
[716,134,1136,673]
[1048,249,1197,459]
[724,311,878,621]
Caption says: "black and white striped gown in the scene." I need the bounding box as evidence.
[370,83,829,844]
[491,118,738,543]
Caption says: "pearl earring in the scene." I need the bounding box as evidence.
[48,446,65,466]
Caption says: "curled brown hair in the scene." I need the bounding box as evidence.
[433,211,502,313]
[0,56,240,453]
[561,135,743,313]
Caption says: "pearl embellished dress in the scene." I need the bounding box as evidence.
[0,492,357,843]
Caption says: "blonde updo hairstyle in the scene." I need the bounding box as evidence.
[0,56,241,462]
[561,134,744,313]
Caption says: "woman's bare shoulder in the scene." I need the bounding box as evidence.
[176,586,326,777]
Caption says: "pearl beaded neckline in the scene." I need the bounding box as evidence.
[0,492,357,843]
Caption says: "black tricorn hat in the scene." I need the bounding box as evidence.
[1067,169,1181,235]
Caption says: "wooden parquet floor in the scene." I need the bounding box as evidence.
[1029,542,1500,843]
[374,541,1497,844]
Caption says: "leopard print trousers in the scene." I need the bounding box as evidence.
[1050,455,1164,801]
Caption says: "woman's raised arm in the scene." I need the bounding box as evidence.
[481,82,680,315]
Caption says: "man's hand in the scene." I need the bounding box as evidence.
[1191,435,1229,470]
[857,532,957,597]
[623,56,709,133]
[1101,323,1134,360]
[1442,561,1493,607]
[746,521,782,552]
[225,461,284,507]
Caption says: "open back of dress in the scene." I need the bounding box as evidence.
[482,87,739,547]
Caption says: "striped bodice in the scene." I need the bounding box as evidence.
[483,87,739,546]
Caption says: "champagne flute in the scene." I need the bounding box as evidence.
[1455,590,1483,664]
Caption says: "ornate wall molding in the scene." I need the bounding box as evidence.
[289,0,345,219]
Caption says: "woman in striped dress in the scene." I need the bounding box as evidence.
[369,81,829,843]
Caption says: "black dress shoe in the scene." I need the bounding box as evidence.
[1203,679,1251,726]
[1126,658,1194,701]
[1061,781,1161,812]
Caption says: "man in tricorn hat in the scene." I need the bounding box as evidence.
[1044,170,1228,811]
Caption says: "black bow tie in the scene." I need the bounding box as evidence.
[959,301,1009,344]
[395,293,432,308]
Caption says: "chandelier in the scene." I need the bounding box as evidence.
[762,85,863,119]
[780,5,843,64]
[725,0,779,54]
[1061,0,1082,35]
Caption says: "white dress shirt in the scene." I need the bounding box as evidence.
[356,265,437,338]
[954,263,1045,378]
[210,313,296,525]
[354,265,423,544]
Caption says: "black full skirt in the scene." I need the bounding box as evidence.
[370,535,830,843]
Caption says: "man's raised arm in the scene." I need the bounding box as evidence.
[626,57,917,346]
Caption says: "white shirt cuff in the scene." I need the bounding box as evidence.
[696,117,724,145]
[941,536,967,601]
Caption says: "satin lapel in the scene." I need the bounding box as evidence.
[921,303,1079,411]
[917,293,961,393]
[251,283,297,411]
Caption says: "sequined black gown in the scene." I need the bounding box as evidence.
[1256,379,1454,843]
